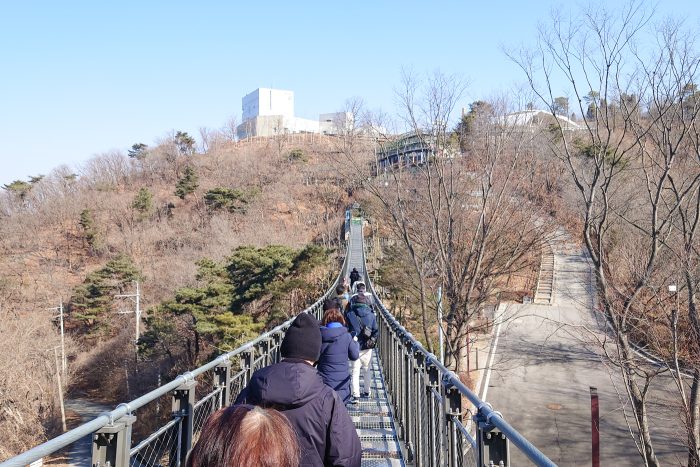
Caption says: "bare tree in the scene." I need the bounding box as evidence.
[332,71,554,374]
[511,3,700,464]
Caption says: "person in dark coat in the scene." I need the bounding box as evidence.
[345,294,379,401]
[335,284,350,312]
[349,268,361,288]
[318,300,359,402]
[234,312,362,467]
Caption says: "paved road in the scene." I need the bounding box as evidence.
[487,243,684,466]
[60,398,113,466]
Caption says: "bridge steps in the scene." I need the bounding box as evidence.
[350,348,404,466]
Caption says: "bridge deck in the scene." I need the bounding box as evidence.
[347,218,404,466]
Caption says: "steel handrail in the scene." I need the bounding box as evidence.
[2,238,350,467]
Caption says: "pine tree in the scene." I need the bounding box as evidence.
[132,187,153,216]
[69,255,141,332]
[128,143,149,159]
[79,209,99,251]
[175,166,199,199]
[204,187,250,213]
[2,180,32,201]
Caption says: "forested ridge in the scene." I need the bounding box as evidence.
[0,133,350,455]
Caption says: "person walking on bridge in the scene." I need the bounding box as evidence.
[349,267,361,288]
[350,281,374,307]
[345,294,378,402]
[318,299,359,402]
[234,312,362,467]
[334,284,350,312]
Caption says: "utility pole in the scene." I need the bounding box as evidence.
[53,347,67,432]
[115,281,141,343]
[46,301,66,376]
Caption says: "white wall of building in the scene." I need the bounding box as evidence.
[238,88,356,139]
[242,88,294,121]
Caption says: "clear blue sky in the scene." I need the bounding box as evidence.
[1,1,697,186]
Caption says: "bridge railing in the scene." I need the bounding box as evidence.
[361,230,556,467]
[1,242,349,467]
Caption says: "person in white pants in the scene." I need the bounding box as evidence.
[346,293,378,402]
[352,347,373,398]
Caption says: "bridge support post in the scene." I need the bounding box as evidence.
[401,337,415,462]
[91,414,136,467]
[410,351,426,464]
[445,383,463,467]
[260,338,272,367]
[215,359,232,408]
[475,408,510,467]
[426,361,441,466]
[171,380,197,467]
[271,331,284,363]
[242,349,255,385]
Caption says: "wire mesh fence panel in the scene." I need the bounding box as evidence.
[193,387,223,438]
[130,417,182,467]
[251,352,267,373]
[452,416,478,467]
[229,369,246,403]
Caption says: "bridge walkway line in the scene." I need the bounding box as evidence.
[347,217,405,466]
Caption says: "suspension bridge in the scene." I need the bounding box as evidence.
[1,216,555,467]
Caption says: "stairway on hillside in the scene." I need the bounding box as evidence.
[533,243,555,305]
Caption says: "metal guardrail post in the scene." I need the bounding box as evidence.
[91,414,136,467]
[401,336,414,459]
[171,380,197,467]
[445,383,463,467]
[426,361,440,467]
[260,338,272,367]
[272,331,283,363]
[242,349,255,384]
[475,406,510,467]
[214,359,232,408]
[410,349,426,464]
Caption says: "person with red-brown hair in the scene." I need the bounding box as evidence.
[318,299,359,403]
[186,404,299,467]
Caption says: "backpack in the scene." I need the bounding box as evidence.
[360,324,377,349]
[348,306,376,350]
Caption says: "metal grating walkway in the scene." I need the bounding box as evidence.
[347,218,404,466]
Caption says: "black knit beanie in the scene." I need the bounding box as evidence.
[281,313,322,362]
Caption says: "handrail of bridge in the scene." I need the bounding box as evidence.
[1,236,351,467]
[359,219,556,466]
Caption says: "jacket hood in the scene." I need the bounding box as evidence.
[246,359,326,408]
[321,325,348,343]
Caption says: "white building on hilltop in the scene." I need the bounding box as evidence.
[236,88,352,139]
[502,109,582,131]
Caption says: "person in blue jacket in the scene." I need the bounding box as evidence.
[318,299,359,402]
[234,312,362,467]
[345,293,379,402]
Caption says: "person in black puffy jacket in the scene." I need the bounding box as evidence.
[234,312,362,467]
[349,268,361,288]
[318,300,359,402]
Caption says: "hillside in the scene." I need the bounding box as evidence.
[0,134,358,456]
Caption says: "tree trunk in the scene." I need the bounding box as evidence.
[689,370,700,467]
[686,271,700,466]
